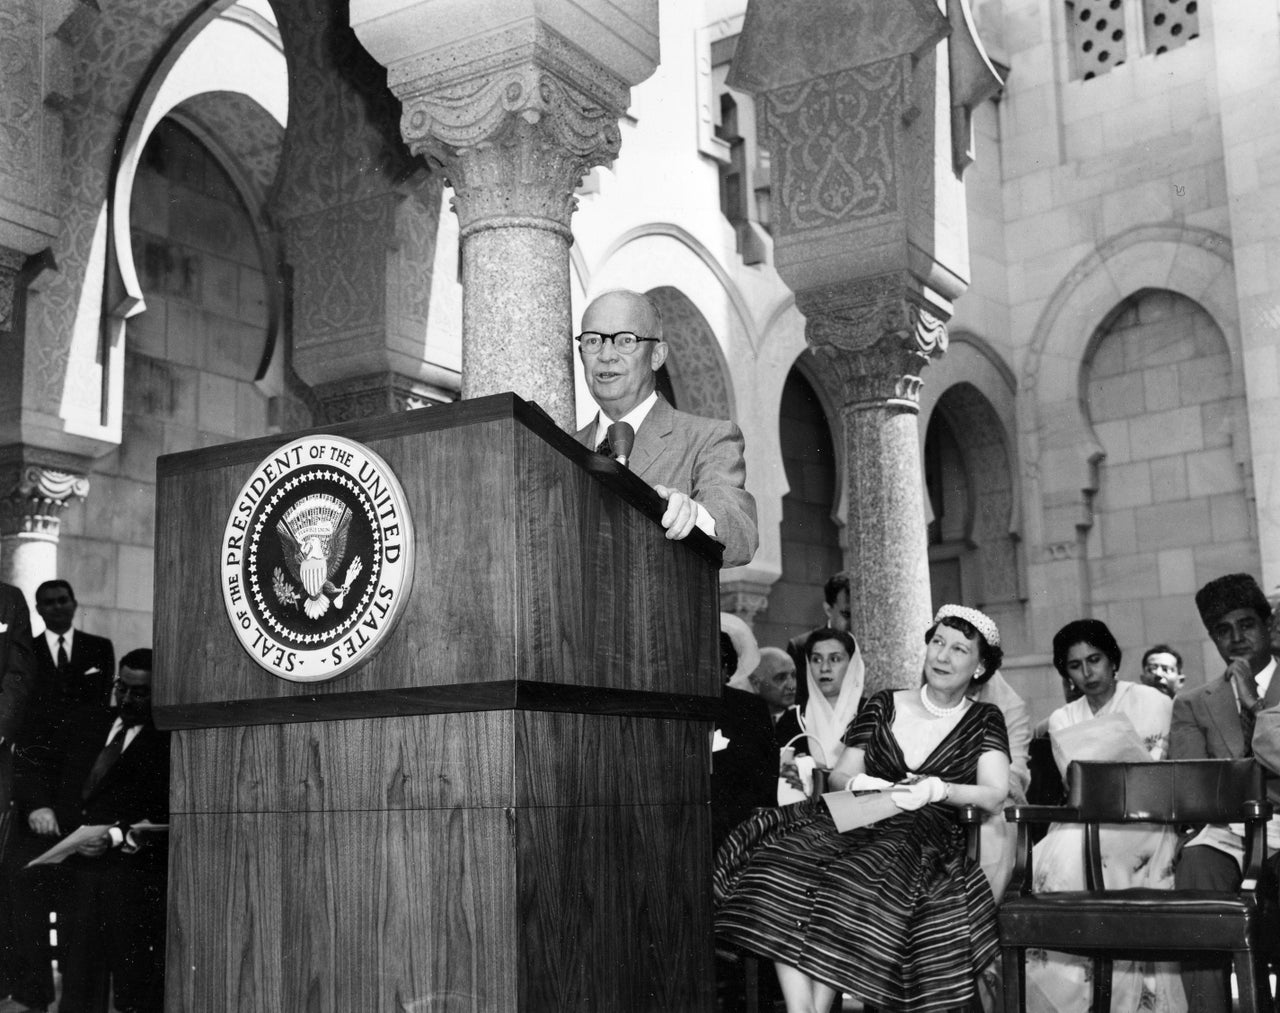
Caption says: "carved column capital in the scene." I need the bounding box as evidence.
[799,276,948,410]
[0,462,90,540]
[393,25,628,238]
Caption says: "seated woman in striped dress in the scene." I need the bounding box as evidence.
[714,605,1011,1013]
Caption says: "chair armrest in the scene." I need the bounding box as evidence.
[957,804,983,865]
[1005,805,1081,824]
[1241,797,1272,891]
[1241,799,1273,821]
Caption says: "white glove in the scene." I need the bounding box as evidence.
[848,773,895,792]
[890,776,948,811]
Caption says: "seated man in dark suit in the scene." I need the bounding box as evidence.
[0,580,115,1012]
[711,624,777,852]
[28,649,169,1013]
[747,647,800,750]
[572,289,758,567]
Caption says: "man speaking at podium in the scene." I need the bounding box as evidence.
[573,289,758,567]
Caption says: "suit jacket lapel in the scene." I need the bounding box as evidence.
[573,420,594,449]
[1202,679,1246,756]
[629,397,672,477]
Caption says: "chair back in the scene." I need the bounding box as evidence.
[1068,758,1263,824]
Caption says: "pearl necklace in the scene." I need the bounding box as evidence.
[920,684,968,719]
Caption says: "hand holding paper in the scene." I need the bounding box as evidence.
[891,776,947,811]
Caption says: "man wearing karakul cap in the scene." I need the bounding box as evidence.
[1170,572,1280,1013]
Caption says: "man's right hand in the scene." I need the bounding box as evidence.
[28,807,59,837]
[1226,655,1259,709]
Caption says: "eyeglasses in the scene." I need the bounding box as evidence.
[575,331,660,355]
[114,680,151,699]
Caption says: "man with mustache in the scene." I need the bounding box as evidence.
[1169,573,1280,1013]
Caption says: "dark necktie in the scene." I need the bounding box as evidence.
[1242,700,1257,757]
[81,723,129,801]
[595,436,611,457]
[56,635,68,672]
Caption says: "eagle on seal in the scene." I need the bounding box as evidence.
[275,493,363,620]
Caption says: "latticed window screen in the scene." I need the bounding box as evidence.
[1143,0,1199,55]
[1066,0,1128,80]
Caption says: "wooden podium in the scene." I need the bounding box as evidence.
[153,394,720,1011]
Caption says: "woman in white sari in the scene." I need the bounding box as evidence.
[1026,619,1185,1013]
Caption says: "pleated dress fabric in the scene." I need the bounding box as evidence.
[713,690,1010,1012]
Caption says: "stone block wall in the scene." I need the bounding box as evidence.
[56,118,277,650]
[1083,288,1256,685]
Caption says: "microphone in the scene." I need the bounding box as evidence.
[606,421,635,467]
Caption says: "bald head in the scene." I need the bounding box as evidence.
[578,290,668,420]
[749,646,797,715]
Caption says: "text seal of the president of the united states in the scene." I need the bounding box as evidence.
[220,434,414,681]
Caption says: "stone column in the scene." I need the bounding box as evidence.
[0,459,89,603]
[802,279,947,686]
[727,0,1001,688]
[351,2,659,429]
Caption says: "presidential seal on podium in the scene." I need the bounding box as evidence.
[219,433,414,681]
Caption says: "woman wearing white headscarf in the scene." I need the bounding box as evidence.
[797,627,864,770]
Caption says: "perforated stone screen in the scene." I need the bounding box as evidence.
[1067,0,1129,80]
[1143,0,1199,55]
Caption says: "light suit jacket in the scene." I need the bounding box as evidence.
[575,396,758,567]
[1172,661,1280,807]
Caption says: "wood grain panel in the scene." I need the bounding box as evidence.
[513,711,708,808]
[513,422,721,698]
[170,724,284,814]
[170,712,517,814]
[156,418,520,710]
[277,710,513,813]
[515,803,714,1011]
[166,814,284,1013]
[155,681,718,731]
[282,809,517,1013]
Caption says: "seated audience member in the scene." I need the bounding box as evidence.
[1140,644,1185,699]
[1027,619,1182,1013]
[1250,705,1280,964]
[715,605,1010,1013]
[0,580,115,1012]
[745,647,800,749]
[34,649,169,1013]
[712,616,776,851]
[712,619,781,1013]
[1172,573,1280,1013]
[785,571,851,710]
[793,627,864,774]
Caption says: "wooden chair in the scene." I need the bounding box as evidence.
[998,759,1273,1013]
